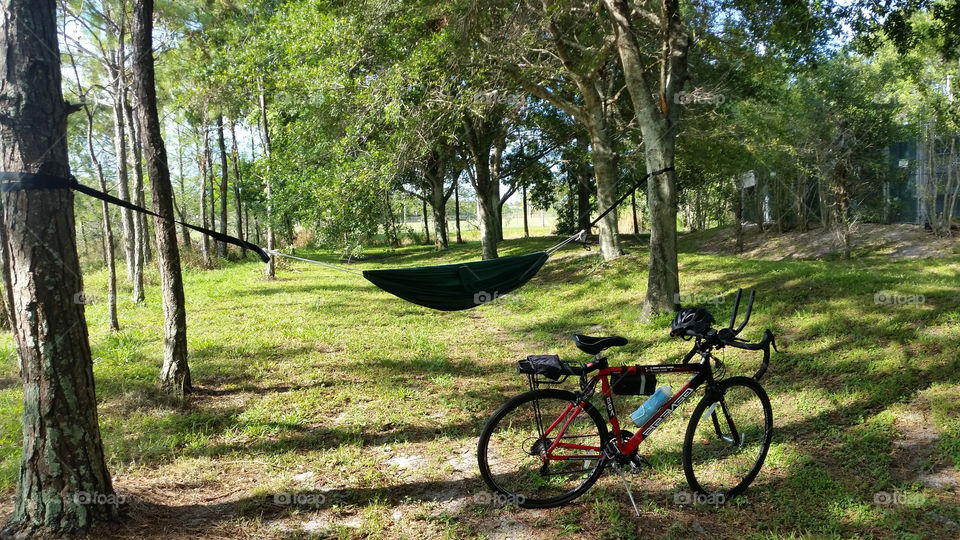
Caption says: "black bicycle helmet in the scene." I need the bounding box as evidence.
[670,307,715,337]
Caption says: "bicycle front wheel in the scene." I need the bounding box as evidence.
[682,376,772,502]
[477,389,609,508]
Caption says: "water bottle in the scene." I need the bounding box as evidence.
[630,385,672,428]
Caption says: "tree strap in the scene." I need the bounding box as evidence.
[0,171,271,263]
[587,166,675,229]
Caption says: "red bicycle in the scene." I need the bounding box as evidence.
[477,290,777,510]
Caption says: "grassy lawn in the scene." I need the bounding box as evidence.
[0,232,957,538]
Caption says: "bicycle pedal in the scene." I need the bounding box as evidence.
[629,455,651,474]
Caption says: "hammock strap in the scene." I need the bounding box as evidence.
[0,172,271,263]
[268,250,362,275]
[587,166,675,229]
[545,229,587,255]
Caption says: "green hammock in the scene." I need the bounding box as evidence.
[272,166,672,311]
[362,251,550,311]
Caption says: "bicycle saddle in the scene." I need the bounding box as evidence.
[573,334,628,355]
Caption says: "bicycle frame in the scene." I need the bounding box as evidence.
[541,350,718,463]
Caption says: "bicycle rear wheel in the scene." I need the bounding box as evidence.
[682,376,772,502]
[477,389,608,508]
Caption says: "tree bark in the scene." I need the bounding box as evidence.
[258,80,276,278]
[422,149,450,250]
[454,178,463,243]
[229,119,245,258]
[84,107,120,331]
[602,0,686,315]
[522,184,529,237]
[217,114,228,258]
[463,115,504,259]
[198,123,211,265]
[110,46,136,283]
[132,0,191,394]
[124,89,146,303]
[175,122,191,249]
[421,196,430,243]
[582,99,622,259]
[0,0,116,534]
[735,186,744,253]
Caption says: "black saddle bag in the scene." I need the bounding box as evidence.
[517,355,573,381]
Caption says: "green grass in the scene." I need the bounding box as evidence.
[0,232,957,538]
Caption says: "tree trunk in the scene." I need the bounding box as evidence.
[229,119,245,258]
[283,214,295,246]
[756,180,765,233]
[603,0,686,315]
[176,122,191,249]
[198,124,211,265]
[258,80,276,278]
[492,132,506,243]
[583,104,622,260]
[421,196,430,243]
[631,190,639,234]
[431,190,448,249]
[126,95,151,265]
[474,158,499,259]
[245,206,251,244]
[124,90,146,303]
[735,186,744,253]
[0,1,116,533]
[84,107,120,331]
[384,190,400,246]
[132,0,191,394]
[454,179,463,243]
[209,128,217,252]
[463,113,507,259]
[217,114,228,258]
[424,151,449,249]
[497,199,506,241]
[110,50,136,282]
[796,170,809,233]
[522,184,529,238]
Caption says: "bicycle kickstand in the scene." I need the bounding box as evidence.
[614,465,641,517]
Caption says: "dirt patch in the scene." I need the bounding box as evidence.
[892,409,958,490]
[688,223,960,260]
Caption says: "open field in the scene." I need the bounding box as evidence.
[0,228,957,538]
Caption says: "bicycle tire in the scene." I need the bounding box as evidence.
[682,376,772,502]
[477,389,609,508]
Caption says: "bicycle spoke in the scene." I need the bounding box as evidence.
[683,377,772,500]
[479,390,607,507]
